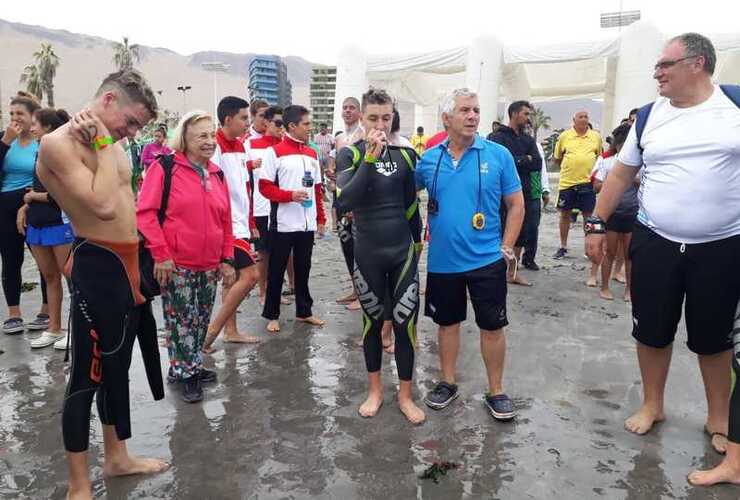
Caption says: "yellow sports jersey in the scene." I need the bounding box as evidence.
[410,134,429,156]
[554,128,602,189]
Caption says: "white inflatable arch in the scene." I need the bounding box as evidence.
[333,21,740,134]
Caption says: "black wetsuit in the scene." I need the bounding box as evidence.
[731,301,740,444]
[62,238,163,452]
[336,141,422,380]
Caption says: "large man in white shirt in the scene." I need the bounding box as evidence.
[586,33,740,485]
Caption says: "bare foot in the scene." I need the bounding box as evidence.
[507,274,532,286]
[705,423,729,454]
[103,455,169,478]
[586,276,598,287]
[355,336,364,347]
[259,296,265,306]
[223,332,261,344]
[202,332,219,354]
[346,300,361,311]
[688,456,740,486]
[267,320,281,333]
[336,292,357,304]
[280,296,291,305]
[297,316,325,327]
[625,405,665,435]
[66,487,93,500]
[398,398,426,425]
[359,391,384,417]
[599,289,614,300]
[624,291,631,302]
[612,273,626,284]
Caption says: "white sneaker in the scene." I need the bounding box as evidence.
[53,332,69,350]
[31,331,65,349]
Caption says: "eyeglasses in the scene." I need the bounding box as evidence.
[654,55,698,71]
[272,119,284,128]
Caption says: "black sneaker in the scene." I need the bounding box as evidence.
[2,317,25,335]
[552,248,568,260]
[484,393,515,421]
[198,368,218,384]
[167,368,181,384]
[182,376,203,403]
[523,261,540,271]
[26,313,50,331]
[424,381,459,410]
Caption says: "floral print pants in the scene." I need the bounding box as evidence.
[161,268,219,380]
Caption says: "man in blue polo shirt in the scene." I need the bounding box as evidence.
[416,88,525,421]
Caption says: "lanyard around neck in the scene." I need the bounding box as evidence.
[430,147,482,214]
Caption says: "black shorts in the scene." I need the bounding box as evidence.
[254,216,269,253]
[557,183,596,213]
[424,259,508,331]
[234,239,257,270]
[606,212,636,234]
[630,224,740,355]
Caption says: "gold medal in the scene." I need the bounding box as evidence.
[472,212,486,230]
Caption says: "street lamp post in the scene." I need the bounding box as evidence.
[201,62,230,120]
[177,85,191,115]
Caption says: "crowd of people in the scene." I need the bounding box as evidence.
[0,31,738,499]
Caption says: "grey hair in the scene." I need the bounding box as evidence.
[169,110,213,152]
[441,88,478,116]
[669,32,716,75]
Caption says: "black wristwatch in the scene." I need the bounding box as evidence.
[584,215,607,235]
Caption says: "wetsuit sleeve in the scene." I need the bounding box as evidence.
[404,155,422,245]
[136,161,173,263]
[258,147,293,203]
[336,146,371,211]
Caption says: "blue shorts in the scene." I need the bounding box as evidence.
[26,223,75,247]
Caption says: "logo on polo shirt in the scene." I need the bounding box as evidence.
[481,162,489,174]
[375,161,398,177]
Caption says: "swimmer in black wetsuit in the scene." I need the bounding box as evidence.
[336,88,425,424]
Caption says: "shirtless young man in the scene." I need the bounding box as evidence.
[36,70,168,500]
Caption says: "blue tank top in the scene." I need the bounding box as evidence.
[2,139,38,192]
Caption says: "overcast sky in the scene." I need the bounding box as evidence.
[2,0,737,64]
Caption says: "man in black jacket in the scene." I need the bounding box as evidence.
[491,101,542,285]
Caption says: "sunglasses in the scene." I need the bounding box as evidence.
[654,55,698,71]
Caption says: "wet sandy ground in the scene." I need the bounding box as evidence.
[1,205,738,499]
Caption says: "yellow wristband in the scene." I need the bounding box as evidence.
[364,154,377,164]
[92,135,114,151]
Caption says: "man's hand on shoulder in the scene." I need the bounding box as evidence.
[70,109,111,146]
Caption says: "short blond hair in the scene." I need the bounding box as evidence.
[169,110,213,152]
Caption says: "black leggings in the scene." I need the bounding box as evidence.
[62,239,138,452]
[730,301,740,444]
[353,243,419,381]
[0,188,47,309]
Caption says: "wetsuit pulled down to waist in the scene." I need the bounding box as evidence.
[63,237,163,452]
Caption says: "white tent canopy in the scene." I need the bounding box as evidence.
[333,21,740,134]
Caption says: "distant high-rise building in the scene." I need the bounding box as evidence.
[248,55,292,107]
[310,65,336,133]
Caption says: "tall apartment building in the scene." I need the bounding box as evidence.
[248,55,292,107]
[310,65,336,132]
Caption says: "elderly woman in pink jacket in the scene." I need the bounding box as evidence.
[137,111,235,404]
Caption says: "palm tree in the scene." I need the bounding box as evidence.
[33,43,60,107]
[19,64,44,102]
[530,106,552,141]
[112,37,141,71]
